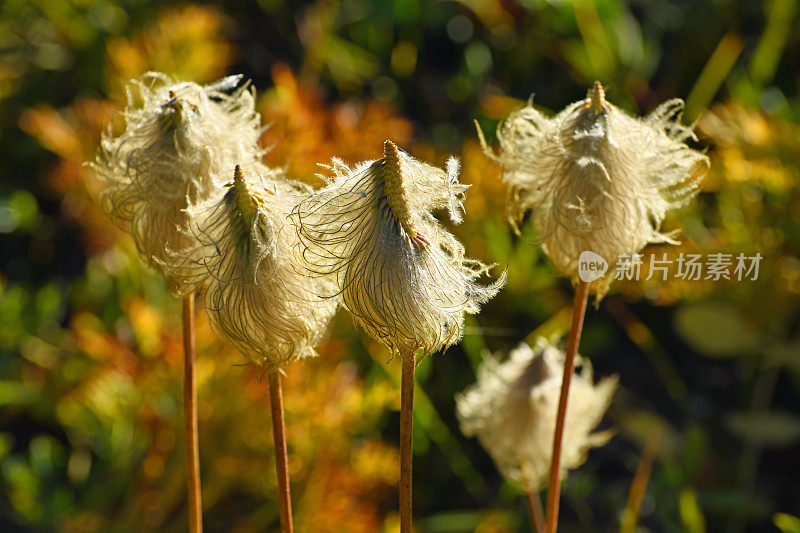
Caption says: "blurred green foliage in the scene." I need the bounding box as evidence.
[1,0,799,532]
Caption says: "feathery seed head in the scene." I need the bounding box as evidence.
[292,142,504,360]
[163,163,338,371]
[94,72,264,295]
[456,338,617,492]
[480,83,709,296]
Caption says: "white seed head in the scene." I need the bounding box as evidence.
[93,72,264,294]
[480,82,709,290]
[456,338,617,492]
[291,141,505,360]
[162,163,338,371]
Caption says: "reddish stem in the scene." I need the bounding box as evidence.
[620,424,663,533]
[544,280,590,533]
[183,295,203,533]
[526,490,546,533]
[268,371,294,533]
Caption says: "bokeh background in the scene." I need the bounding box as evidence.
[2,0,799,531]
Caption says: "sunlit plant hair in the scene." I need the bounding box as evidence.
[456,338,617,492]
[94,72,263,294]
[163,164,338,371]
[291,141,505,360]
[479,82,709,294]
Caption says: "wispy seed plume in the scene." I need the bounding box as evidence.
[292,141,505,360]
[480,82,709,293]
[163,163,338,371]
[93,72,263,294]
[456,338,617,492]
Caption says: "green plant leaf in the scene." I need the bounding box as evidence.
[774,513,800,533]
[725,411,800,448]
[679,488,706,533]
[674,301,758,357]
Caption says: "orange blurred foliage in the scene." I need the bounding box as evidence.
[261,64,413,181]
[105,5,235,99]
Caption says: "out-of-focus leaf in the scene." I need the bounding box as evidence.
[725,411,800,447]
[685,33,744,119]
[767,339,800,371]
[322,35,379,86]
[523,306,571,346]
[482,218,513,265]
[674,301,758,357]
[616,410,677,456]
[681,425,708,481]
[460,315,488,372]
[679,488,706,533]
[748,0,798,87]
[0,433,13,460]
[418,509,514,533]
[774,513,800,533]
[0,381,37,406]
[700,489,770,518]
[29,435,63,478]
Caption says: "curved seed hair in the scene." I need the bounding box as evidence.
[480,82,709,291]
[93,72,264,294]
[456,338,617,492]
[292,141,505,360]
[163,163,338,371]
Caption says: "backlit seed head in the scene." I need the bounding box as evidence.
[456,338,617,492]
[93,72,264,294]
[479,82,709,296]
[291,142,505,360]
[162,163,338,371]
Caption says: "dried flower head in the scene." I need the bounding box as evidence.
[94,72,263,293]
[163,164,338,371]
[292,141,505,360]
[456,338,617,492]
[480,82,709,291]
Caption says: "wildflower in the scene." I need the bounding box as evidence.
[94,72,263,293]
[480,82,709,292]
[292,141,505,359]
[163,164,338,370]
[456,338,617,492]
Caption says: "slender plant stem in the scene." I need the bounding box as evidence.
[400,354,415,533]
[268,371,294,533]
[182,295,203,533]
[544,280,590,533]
[526,491,546,533]
[620,424,663,533]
